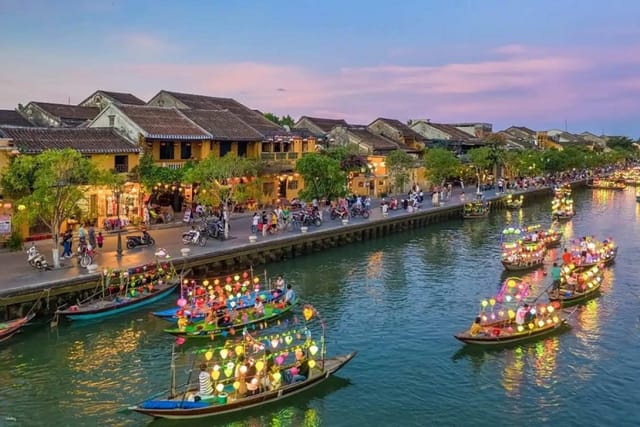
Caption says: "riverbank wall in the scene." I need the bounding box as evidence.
[1,182,584,319]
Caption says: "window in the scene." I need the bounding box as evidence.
[180,142,192,160]
[219,141,232,157]
[287,180,298,190]
[237,142,247,157]
[159,142,174,160]
[114,155,128,173]
[108,115,115,127]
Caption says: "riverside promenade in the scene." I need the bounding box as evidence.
[0,185,552,303]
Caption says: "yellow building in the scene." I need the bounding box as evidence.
[0,126,140,240]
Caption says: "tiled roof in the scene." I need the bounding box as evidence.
[31,102,100,122]
[99,91,145,105]
[179,109,263,141]
[0,110,33,127]
[0,126,140,154]
[297,116,348,133]
[347,127,401,152]
[162,91,282,135]
[427,123,474,141]
[373,118,425,140]
[117,105,210,139]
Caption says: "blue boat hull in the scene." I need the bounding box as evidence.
[61,284,179,321]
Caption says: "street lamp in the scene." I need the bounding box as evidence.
[113,189,123,258]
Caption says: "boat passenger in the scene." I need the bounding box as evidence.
[284,284,296,306]
[198,363,214,397]
[469,317,485,337]
[284,349,310,384]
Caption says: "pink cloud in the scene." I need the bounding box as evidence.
[2,43,640,132]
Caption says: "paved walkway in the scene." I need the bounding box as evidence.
[0,186,529,296]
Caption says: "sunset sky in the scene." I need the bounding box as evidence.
[2,0,640,136]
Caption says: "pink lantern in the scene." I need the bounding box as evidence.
[177,298,187,307]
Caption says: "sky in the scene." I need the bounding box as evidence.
[1,0,640,136]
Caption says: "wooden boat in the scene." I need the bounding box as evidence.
[548,264,603,307]
[454,318,567,346]
[56,251,180,321]
[501,240,546,271]
[455,277,569,346]
[0,313,35,343]
[164,301,297,339]
[130,352,356,419]
[462,200,490,219]
[129,304,356,420]
[504,194,523,210]
[587,179,626,190]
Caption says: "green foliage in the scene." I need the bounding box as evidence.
[295,153,346,201]
[385,150,415,194]
[138,153,186,191]
[606,136,635,150]
[263,113,295,127]
[0,149,100,266]
[183,153,259,211]
[423,148,461,186]
[6,231,23,251]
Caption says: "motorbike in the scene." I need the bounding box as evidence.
[126,230,156,249]
[182,226,207,247]
[350,205,371,219]
[330,206,349,220]
[27,244,50,271]
[77,239,95,268]
[204,219,226,241]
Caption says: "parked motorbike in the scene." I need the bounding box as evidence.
[126,230,156,249]
[27,244,50,271]
[350,206,371,219]
[182,226,207,247]
[205,219,226,241]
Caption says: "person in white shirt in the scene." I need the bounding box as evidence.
[198,363,214,397]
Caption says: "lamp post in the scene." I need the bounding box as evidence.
[114,189,123,258]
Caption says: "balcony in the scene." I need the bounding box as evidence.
[260,152,300,161]
[160,161,184,170]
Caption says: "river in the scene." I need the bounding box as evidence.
[1,187,639,427]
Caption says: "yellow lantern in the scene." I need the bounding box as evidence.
[309,345,319,356]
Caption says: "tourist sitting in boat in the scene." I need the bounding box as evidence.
[253,298,265,317]
[469,317,486,337]
[284,284,296,306]
[198,363,214,399]
[284,348,310,384]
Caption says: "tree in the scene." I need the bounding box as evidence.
[385,150,415,194]
[1,149,101,268]
[466,146,493,189]
[295,153,346,201]
[263,113,295,127]
[423,148,461,187]
[183,153,259,238]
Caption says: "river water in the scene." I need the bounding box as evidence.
[1,187,639,427]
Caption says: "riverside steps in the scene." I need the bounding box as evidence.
[0,182,584,318]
